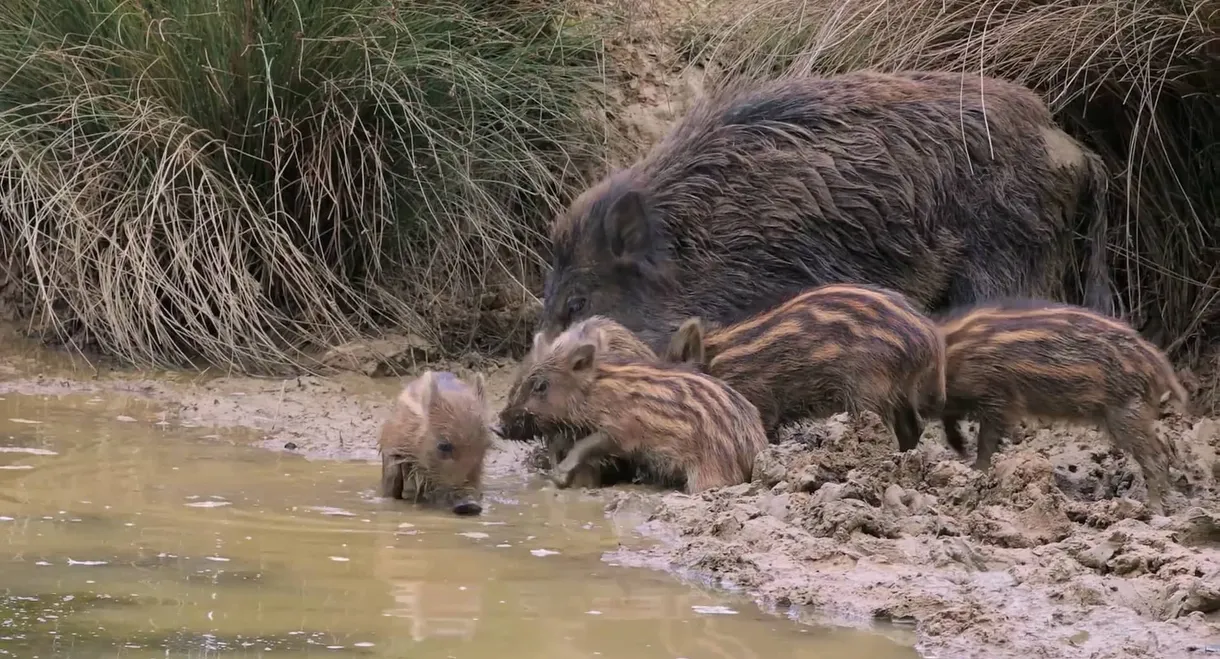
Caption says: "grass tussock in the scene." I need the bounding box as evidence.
[678,0,1220,359]
[0,0,608,372]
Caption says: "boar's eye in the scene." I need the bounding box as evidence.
[437,440,455,457]
[565,296,586,320]
[531,378,549,396]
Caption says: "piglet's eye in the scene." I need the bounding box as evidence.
[437,440,454,456]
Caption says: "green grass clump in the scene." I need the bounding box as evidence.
[0,0,608,372]
[679,0,1220,359]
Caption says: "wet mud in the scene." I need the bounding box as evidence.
[2,333,1218,658]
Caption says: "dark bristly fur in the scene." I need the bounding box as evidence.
[665,283,946,450]
[540,70,1114,352]
[379,370,493,516]
[497,316,660,487]
[500,336,768,493]
[937,299,1188,515]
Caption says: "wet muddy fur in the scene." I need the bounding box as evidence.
[664,284,945,452]
[541,70,1113,353]
[936,299,1188,513]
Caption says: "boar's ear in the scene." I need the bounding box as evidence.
[600,188,656,260]
[666,318,706,366]
[472,372,487,403]
[568,340,598,373]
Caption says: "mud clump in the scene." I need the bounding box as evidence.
[378,370,493,516]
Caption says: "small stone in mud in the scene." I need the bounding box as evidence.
[720,483,756,498]
[764,493,794,522]
[795,463,836,493]
[872,606,918,626]
[752,450,787,488]
[1174,508,1220,546]
[284,441,298,450]
[882,484,910,514]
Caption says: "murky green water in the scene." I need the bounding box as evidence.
[0,391,918,658]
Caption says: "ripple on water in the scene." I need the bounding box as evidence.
[184,500,232,508]
[0,446,56,455]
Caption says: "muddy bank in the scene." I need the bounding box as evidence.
[2,347,1219,658]
[610,413,1220,658]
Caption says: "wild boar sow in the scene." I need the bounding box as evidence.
[379,370,493,516]
[499,335,768,493]
[665,283,945,449]
[541,70,1114,351]
[938,300,1187,514]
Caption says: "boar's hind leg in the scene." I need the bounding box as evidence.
[1104,404,1171,516]
[380,454,405,499]
[552,431,614,489]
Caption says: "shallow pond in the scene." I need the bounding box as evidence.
[0,390,918,658]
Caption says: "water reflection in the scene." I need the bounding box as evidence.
[0,391,918,658]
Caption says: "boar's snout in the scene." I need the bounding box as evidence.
[452,499,483,516]
[496,408,540,441]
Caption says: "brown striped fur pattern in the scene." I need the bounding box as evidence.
[498,315,659,442]
[937,299,1188,514]
[665,284,946,451]
[379,370,493,516]
[499,335,768,493]
[497,316,662,488]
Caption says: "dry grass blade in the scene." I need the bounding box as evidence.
[0,0,609,372]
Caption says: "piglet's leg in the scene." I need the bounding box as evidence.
[552,431,613,489]
[380,454,405,499]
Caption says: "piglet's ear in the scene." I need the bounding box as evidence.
[425,371,442,408]
[413,371,431,404]
[666,317,706,366]
[531,331,549,355]
[568,341,597,373]
[600,188,656,260]
[472,372,487,403]
[411,371,435,423]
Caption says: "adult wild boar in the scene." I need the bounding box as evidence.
[540,70,1114,351]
